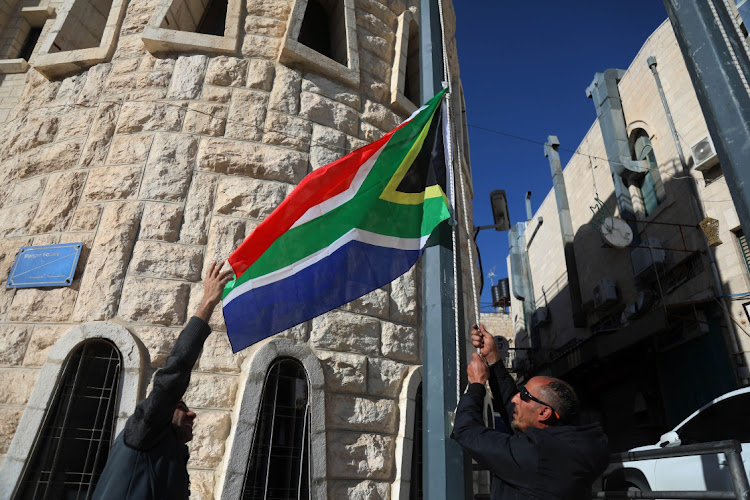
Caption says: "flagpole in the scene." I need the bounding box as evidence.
[419,0,470,498]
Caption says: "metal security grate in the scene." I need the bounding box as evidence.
[737,230,750,277]
[242,359,310,500]
[409,383,423,500]
[16,340,122,500]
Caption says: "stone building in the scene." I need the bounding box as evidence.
[0,0,476,497]
[506,10,750,452]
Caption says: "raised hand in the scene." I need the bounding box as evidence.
[471,323,500,365]
[195,261,234,322]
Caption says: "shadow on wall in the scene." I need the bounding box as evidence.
[510,162,739,450]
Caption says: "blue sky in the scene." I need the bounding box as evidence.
[453,2,669,310]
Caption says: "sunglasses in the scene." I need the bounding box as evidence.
[520,386,560,420]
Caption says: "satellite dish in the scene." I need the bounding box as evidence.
[600,217,633,249]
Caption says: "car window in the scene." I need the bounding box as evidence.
[678,393,750,444]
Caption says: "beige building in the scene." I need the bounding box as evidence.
[507,14,750,452]
[0,0,476,497]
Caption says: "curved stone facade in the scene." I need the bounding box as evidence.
[0,0,474,497]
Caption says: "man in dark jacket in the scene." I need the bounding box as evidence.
[93,261,233,500]
[453,324,610,500]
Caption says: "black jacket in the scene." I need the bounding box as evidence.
[453,361,610,500]
[93,317,211,500]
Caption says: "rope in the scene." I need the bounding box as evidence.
[721,0,750,77]
[708,0,750,98]
[435,0,460,400]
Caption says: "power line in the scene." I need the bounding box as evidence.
[468,123,634,169]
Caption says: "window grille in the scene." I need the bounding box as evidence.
[737,230,750,277]
[409,383,423,500]
[242,358,310,500]
[16,340,122,500]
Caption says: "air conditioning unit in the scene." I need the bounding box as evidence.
[532,306,551,327]
[690,135,719,171]
[593,276,618,310]
[632,238,667,280]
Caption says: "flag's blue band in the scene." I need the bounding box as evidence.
[224,240,421,353]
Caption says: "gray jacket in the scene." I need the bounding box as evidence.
[93,317,210,500]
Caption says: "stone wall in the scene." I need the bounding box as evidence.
[0,0,475,498]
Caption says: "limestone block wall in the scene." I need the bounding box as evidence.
[0,0,476,497]
[509,19,750,375]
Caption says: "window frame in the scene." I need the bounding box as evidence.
[0,1,55,74]
[390,10,420,114]
[627,128,668,220]
[279,0,360,88]
[391,366,422,500]
[15,339,123,499]
[219,339,327,500]
[241,357,311,500]
[29,0,129,78]
[0,322,143,499]
[141,0,242,55]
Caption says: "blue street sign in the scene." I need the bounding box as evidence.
[6,243,83,288]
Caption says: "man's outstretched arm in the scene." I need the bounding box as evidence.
[124,262,233,449]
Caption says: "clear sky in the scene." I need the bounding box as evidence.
[453,2,670,312]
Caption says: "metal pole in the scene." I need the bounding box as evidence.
[419,0,468,499]
[663,0,750,232]
[726,441,750,500]
[647,56,688,169]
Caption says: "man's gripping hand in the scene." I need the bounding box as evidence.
[467,353,490,384]
[195,261,234,322]
[471,323,500,365]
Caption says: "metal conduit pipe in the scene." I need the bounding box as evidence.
[545,136,586,327]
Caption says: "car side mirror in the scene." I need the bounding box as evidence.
[658,431,681,448]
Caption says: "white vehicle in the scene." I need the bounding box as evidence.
[601,387,750,493]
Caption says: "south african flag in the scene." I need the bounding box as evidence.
[222,89,451,353]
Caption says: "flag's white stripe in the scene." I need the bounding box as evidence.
[289,102,430,230]
[223,228,428,305]
[290,143,386,229]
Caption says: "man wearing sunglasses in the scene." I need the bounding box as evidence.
[453,324,609,499]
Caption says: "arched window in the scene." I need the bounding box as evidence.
[15,339,122,499]
[241,358,310,500]
[629,130,666,217]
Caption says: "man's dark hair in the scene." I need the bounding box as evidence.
[539,379,579,425]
